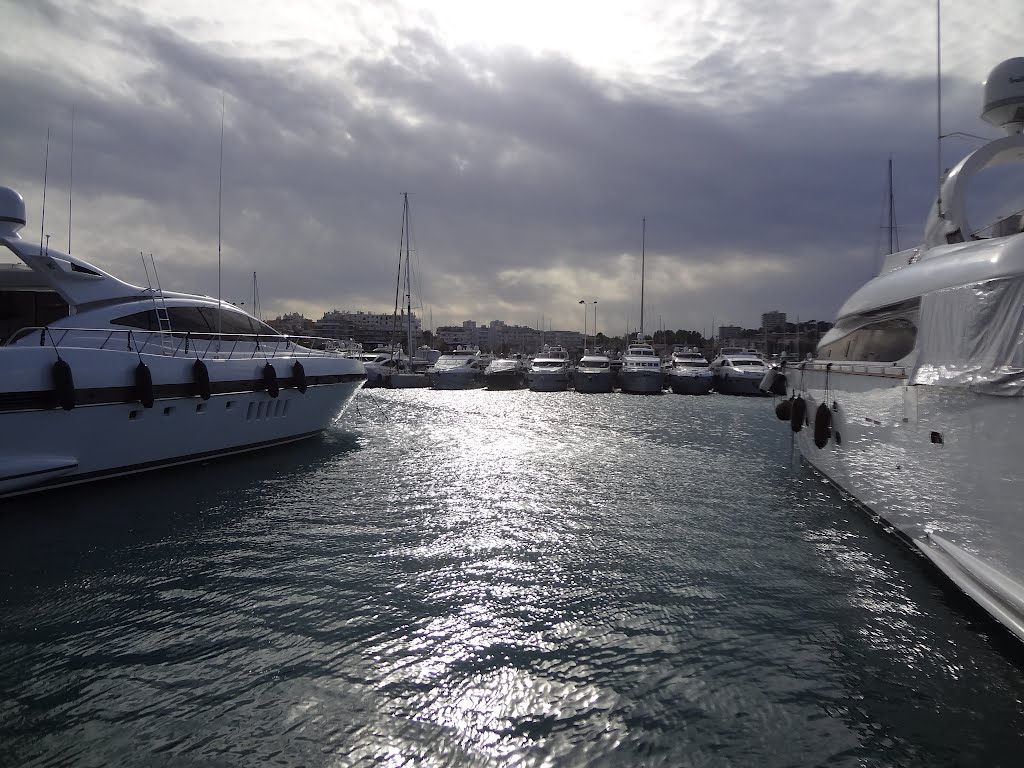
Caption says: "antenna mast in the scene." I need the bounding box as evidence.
[936,0,943,217]
[40,128,50,256]
[887,155,900,254]
[217,94,225,339]
[68,107,74,253]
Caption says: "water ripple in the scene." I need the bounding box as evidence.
[3,391,1024,766]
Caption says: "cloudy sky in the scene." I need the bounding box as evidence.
[2,0,1019,336]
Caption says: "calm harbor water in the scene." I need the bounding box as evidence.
[3,389,1024,767]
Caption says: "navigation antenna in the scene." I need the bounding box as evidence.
[935,0,944,218]
[216,93,225,342]
[887,155,900,254]
[252,272,262,320]
[40,127,50,256]
[68,106,74,253]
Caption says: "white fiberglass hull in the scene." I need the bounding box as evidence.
[782,364,1024,642]
[528,370,570,392]
[430,370,484,390]
[384,372,431,389]
[714,371,768,396]
[618,369,664,394]
[574,370,614,393]
[484,371,526,390]
[668,371,714,395]
[0,346,364,498]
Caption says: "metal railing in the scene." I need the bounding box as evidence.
[791,359,907,379]
[7,326,361,361]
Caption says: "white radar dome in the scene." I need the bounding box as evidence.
[0,186,27,236]
[982,57,1024,135]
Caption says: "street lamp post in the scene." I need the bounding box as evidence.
[578,299,587,353]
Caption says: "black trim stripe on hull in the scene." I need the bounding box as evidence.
[2,461,80,484]
[0,373,365,413]
[0,429,325,499]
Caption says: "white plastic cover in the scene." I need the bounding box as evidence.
[911,276,1024,395]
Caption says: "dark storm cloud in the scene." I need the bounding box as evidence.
[1,0,999,331]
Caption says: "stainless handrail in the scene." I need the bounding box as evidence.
[7,327,359,360]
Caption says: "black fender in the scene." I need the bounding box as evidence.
[790,395,806,433]
[775,397,792,421]
[52,359,75,411]
[263,362,279,398]
[193,359,212,401]
[292,361,307,393]
[813,402,833,448]
[135,361,155,408]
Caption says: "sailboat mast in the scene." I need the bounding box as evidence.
[405,196,413,358]
[640,217,646,340]
[391,193,407,360]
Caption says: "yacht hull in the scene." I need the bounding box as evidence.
[485,371,526,390]
[574,371,614,393]
[618,370,664,394]
[714,372,768,396]
[384,372,431,388]
[0,346,364,498]
[668,372,714,395]
[430,372,484,390]
[785,365,1024,643]
[527,372,570,392]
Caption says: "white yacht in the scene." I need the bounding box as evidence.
[0,185,365,499]
[527,345,572,392]
[573,350,615,393]
[710,350,769,396]
[358,346,407,388]
[764,58,1024,644]
[666,346,714,395]
[427,346,490,389]
[484,356,528,390]
[618,339,664,394]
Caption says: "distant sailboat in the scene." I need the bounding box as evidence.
[384,193,430,388]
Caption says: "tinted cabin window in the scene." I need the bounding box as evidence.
[166,307,215,333]
[112,306,282,338]
[819,317,917,362]
[0,289,69,344]
[111,309,159,330]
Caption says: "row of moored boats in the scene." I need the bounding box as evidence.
[362,341,772,395]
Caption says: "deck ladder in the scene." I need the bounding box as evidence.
[141,252,174,353]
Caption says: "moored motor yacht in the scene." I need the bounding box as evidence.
[763,58,1024,645]
[358,346,407,388]
[666,346,714,395]
[0,185,365,499]
[527,345,572,392]
[710,351,769,396]
[618,339,664,394]
[427,346,490,389]
[484,356,528,390]
[573,350,615,393]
